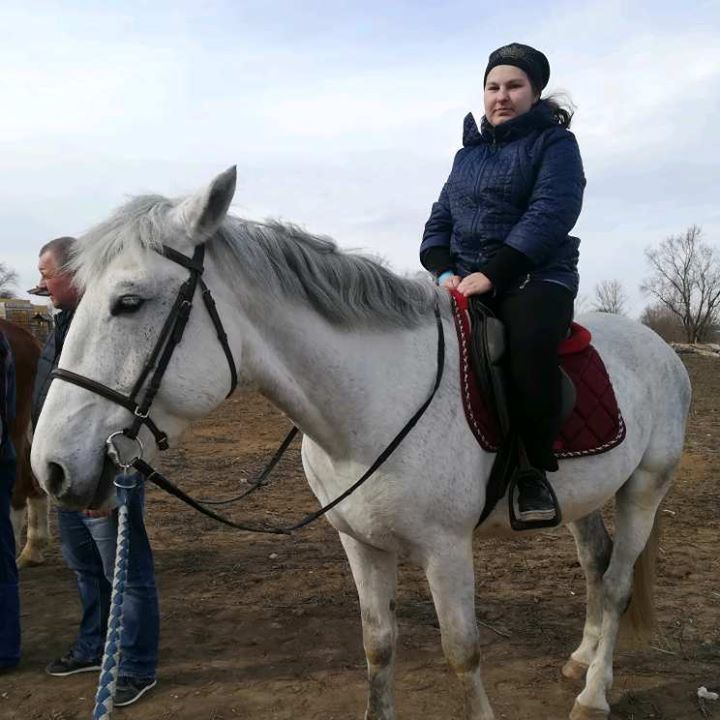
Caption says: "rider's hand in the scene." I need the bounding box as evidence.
[441,274,462,290]
[457,272,493,297]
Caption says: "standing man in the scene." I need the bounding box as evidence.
[0,327,20,671]
[32,236,159,706]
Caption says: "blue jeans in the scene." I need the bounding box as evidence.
[57,479,159,679]
[0,454,20,668]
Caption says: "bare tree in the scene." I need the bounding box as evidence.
[640,303,685,343]
[592,279,627,314]
[0,262,17,298]
[574,292,591,316]
[641,225,720,344]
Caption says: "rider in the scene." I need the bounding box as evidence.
[32,236,160,706]
[420,43,586,524]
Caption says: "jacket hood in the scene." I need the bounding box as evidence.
[463,100,557,147]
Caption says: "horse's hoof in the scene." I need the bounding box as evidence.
[562,658,589,681]
[569,701,609,720]
[17,550,44,568]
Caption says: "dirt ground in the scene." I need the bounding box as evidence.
[2,355,719,720]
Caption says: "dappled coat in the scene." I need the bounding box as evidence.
[420,100,586,295]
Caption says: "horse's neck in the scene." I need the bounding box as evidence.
[234,297,439,454]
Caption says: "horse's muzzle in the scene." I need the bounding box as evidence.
[42,459,114,510]
[46,462,68,499]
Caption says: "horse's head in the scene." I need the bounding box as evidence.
[31,167,240,509]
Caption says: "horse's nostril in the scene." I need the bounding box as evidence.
[47,462,67,497]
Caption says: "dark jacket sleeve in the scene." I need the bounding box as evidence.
[420,246,454,276]
[504,129,586,264]
[31,333,55,429]
[31,310,73,428]
[419,182,453,259]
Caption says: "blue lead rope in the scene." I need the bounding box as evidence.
[91,474,137,720]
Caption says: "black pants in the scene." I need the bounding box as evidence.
[486,280,574,471]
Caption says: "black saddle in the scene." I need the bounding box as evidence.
[467,297,575,531]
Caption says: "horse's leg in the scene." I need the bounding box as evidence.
[9,499,25,556]
[15,439,49,568]
[425,541,495,720]
[563,512,613,681]
[17,492,49,568]
[339,533,398,720]
[9,439,28,559]
[571,468,669,720]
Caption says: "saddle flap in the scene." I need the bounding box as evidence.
[467,298,511,435]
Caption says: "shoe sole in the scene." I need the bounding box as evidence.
[114,679,157,707]
[46,664,101,677]
[517,509,557,522]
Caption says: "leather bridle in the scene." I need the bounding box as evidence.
[48,243,447,535]
[51,244,238,451]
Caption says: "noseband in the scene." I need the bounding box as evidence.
[51,244,237,451]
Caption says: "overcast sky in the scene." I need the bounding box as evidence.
[2,0,719,316]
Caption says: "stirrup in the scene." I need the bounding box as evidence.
[508,466,562,531]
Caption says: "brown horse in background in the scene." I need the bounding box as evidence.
[0,318,49,567]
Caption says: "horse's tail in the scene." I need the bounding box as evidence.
[620,511,661,647]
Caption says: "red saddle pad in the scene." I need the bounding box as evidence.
[449,290,626,459]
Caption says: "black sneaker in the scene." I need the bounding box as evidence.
[517,472,557,523]
[114,676,157,707]
[45,652,101,677]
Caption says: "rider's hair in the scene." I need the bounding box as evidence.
[542,92,575,128]
[39,236,76,271]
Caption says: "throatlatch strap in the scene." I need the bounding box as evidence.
[199,278,238,397]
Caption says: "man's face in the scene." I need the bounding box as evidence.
[38,251,79,310]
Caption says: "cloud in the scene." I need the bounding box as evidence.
[1,0,718,319]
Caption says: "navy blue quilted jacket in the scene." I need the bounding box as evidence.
[32,309,73,428]
[420,100,586,295]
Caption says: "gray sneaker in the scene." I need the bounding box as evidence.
[114,676,157,707]
[46,652,101,677]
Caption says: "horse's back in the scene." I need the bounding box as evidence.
[578,312,691,463]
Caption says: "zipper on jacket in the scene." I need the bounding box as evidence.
[469,131,498,240]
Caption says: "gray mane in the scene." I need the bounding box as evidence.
[72,194,439,329]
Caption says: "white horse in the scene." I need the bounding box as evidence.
[31,168,691,720]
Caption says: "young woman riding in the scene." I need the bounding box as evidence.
[420,42,586,524]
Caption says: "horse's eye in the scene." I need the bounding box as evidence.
[111,295,145,316]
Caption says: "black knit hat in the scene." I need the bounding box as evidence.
[483,43,550,92]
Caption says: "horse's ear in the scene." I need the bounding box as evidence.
[171,166,237,244]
